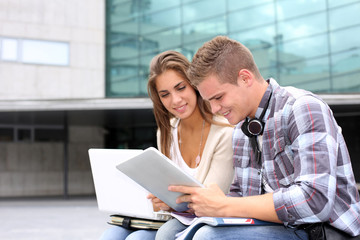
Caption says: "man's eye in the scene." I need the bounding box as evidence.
[215,96,222,100]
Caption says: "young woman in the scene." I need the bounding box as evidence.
[99,50,234,240]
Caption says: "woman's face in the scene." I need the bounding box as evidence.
[155,69,197,119]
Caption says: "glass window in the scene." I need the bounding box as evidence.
[183,0,226,23]
[330,26,360,53]
[140,8,181,35]
[331,71,360,93]
[276,0,326,20]
[109,58,139,81]
[107,1,138,25]
[180,41,206,61]
[143,0,180,13]
[279,57,330,92]
[280,34,329,61]
[1,38,18,61]
[260,66,279,80]
[183,16,227,44]
[277,13,327,42]
[228,3,275,33]
[329,3,360,31]
[17,128,33,142]
[21,39,69,66]
[328,0,359,8]
[142,28,181,54]
[109,38,140,61]
[332,49,360,74]
[109,21,139,43]
[230,25,276,69]
[35,129,64,142]
[0,128,14,142]
[228,0,273,11]
[108,76,145,97]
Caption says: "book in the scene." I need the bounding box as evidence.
[109,214,169,230]
[171,212,278,240]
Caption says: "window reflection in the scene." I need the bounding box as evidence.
[279,57,330,92]
[276,0,326,20]
[277,13,326,41]
[183,0,226,23]
[106,0,360,96]
[183,16,227,44]
[140,8,181,35]
[228,3,275,32]
[329,3,360,31]
[330,26,360,53]
[280,35,329,61]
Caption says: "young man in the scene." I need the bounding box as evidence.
[156,36,360,240]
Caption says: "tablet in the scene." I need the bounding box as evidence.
[116,147,204,212]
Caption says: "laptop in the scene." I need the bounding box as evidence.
[88,148,169,220]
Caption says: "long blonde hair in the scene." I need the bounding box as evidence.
[147,50,216,157]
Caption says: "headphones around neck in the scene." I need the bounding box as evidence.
[241,91,272,138]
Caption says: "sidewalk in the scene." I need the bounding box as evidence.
[0,197,110,240]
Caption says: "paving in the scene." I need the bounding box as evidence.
[0,197,110,240]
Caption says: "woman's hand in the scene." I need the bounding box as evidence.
[147,193,172,211]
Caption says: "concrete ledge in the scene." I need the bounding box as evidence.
[319,94,360,105]
[0,98,153,112]
[0,94,359,112]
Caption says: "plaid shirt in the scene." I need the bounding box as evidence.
[229,79,360,236]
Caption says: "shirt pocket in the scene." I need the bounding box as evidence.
[270,136,294,186]
[233,138,252,168]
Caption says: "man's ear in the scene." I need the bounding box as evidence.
[237,69,253,86]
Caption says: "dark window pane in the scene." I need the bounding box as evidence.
[0,128,13,142]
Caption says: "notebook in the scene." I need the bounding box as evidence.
[88,148,169,220]
[116,147,204,212]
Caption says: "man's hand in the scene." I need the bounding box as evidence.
[169,183,227,217]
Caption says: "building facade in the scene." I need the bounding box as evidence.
[0,0,359,198]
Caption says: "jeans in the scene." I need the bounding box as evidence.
[155,218,309,240]
[156,218,187,240]
[99,225,156,240]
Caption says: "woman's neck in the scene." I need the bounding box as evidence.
[180,106,207,130]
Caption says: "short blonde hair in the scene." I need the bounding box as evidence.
[188,36,261,86]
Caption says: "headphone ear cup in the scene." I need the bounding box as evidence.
[241,120,252,137]
[247,119,264,136]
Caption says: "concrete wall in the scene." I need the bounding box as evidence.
[0,0,105,100]
[0,125,104,197]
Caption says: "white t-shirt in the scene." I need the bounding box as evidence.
[170,119,198,178]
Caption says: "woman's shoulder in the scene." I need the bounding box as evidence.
[211,115,234,128]
[210,115,234,135]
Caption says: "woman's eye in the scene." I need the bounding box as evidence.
[177,86,186,91]
[160,93,169,98]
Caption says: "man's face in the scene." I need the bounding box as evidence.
[197,74,251,125]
